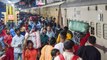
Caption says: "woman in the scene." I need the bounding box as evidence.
[24,40,38,60]
[40,37,56,60]
[3,29,14,60]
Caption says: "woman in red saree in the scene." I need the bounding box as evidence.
[3,29,14,60]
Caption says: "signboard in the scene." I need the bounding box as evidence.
[36,0,46,5]
[8,15,14,20]
[62,0,107,7]
[47,0,63,4]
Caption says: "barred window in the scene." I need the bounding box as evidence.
[90,22,95,35]
[103,24,107,40]
[96,23,101,38]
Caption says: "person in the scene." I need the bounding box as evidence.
[51,49,60,60]
[46,25,55,39]
[63,26,73,35]
[24,40,38,60]
[0,36,5,50]
[40,28,49,47]
[77,36,101,60]
[28,28,41,49]
[24,22,29,30]
[54,40,82,60]
[18,18,23,26]
[10,27,16,37]
[41,17,47,27]
[40,37,56,60]
[73,31,90,54]
[36,20,42,31]
[79,31,90,46]
[0,26,6,49]
[0,42,5,60]
[24,29,30,41]
[29,19,36,29]
[1,25,7,36]
[56,29,73,43]
[20,24,26,36]
[51,18,57,32]
[3,29,14,60]
[11,28,24,60]
[54,31,66,53]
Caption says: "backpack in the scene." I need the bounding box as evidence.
[59,54,79,60]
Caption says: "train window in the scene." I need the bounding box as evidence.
[103,24,107,39]
[96,23,101,38]
[91,27,95,35]
[90,22,95,35]
[95,6,98,11]
[105,5,107,10]
[88,6,90,11]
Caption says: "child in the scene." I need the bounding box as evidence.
[51,49,60,60]
[24,40,38,60]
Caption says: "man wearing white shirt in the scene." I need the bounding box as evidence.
[46,25,55,39]
[11,29,24,60]
[54,40,82,60]
[54,31,66,53]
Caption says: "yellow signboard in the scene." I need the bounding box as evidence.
[8,15,14,20]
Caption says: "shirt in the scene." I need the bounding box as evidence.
[46,31,55,38]
[57,33,72,43]
[54,42,64,53]
[40,45,53,60]
[25,49,37,60]
[4,34,12,46]
[10,28,16,37]
[11,35,24,53]
[77,46,101,60]
[40,34,49,45]
[54,51,82,60]
[29,31,41,49]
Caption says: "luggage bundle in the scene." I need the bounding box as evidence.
[69,20,89,33]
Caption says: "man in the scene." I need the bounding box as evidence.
[56,26,73,43]
[46,25,55,39]
[40,28,49,47]
[54,40,82,60]
[10,27,16,37]
[11,28,24,60]
[54,30,66,53]
[40,37,56,60]
[77,36,101,60]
